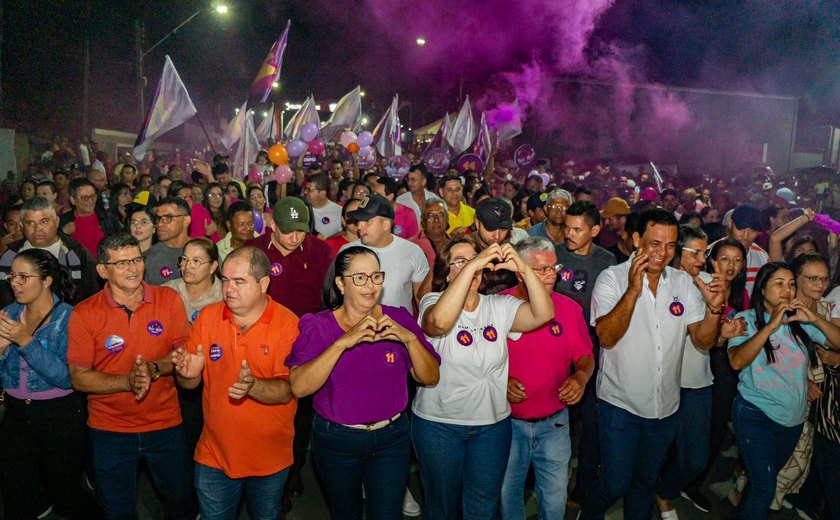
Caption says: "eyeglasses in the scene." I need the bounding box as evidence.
[425,212,447,221]
[715,256,743,265]
[449,257,475,269]
[155,214,187,224]
[342,272,385,286]
[7,272,39,284]
[545,204,568,212]
[801,274,830,285]
[681,247,707,258]
[179,256,214,268]
[103,256,145,269]
[534,263,563,275]
[130,218,152,227]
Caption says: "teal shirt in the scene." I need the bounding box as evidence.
[728,309,826,427]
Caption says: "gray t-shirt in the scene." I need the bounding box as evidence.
[553,243,616,326]
[144,242,183,286]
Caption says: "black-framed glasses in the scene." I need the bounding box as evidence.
[534,263,563,275]
[342,272,385,286]
[155,214,187,224]
[179,256,214,268]
[103,256,145,269]
[801,274,830,285]
[7,272,39,284]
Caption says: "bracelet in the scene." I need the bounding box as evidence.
[707,305,724,315]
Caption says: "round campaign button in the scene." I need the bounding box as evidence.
[559,268,574,282]
[548,321,563,337]
[209,344,223,361]
[321,216,330,225]
[147,320,164,336]
[384,350,397,366]
[393,225,404,236]
[160,266,174,279]
[669,300,685,317]
[482,326,498,342]
[456,330,474,347]
[270,263,283,277]
[105,335,125,354]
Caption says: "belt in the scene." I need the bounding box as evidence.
[344,413,401,431]
[519,410,563,423]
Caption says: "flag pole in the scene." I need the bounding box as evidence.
[195,113,218,154]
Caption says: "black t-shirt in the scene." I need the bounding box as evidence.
[607,242,630,265]
[554,243,617,325]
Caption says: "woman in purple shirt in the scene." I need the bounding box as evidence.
[287,245,440,520]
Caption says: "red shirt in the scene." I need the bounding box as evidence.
[73,212,104,259]
[324,234,350,255]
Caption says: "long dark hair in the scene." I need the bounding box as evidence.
[708,238,748,312]
[751,261,816,367]
[431,236,478,292]
[14,248,76,303]
[322,246,380,310]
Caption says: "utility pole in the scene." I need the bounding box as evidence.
[0,0,4,127]
[134,19,144,126]
[82,0,91,136]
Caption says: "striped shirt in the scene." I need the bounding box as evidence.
[745,243,768,295]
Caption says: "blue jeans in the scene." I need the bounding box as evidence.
[412,414,512,520]
[657,386,712,500]
[580,400,678,520]
[312,412,410,520]
[194,463,288,520]
[89,425,196,520]
[501,408,571,520]
[732,394,803,520]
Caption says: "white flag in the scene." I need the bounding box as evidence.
[373,95,402,158]
[232,110,260,181]
[255,104,277,144]
[133,56,197,160]
[446,96,476,156]
[322,86,362,143]
[283,95,321,141]
[218,100,248,154]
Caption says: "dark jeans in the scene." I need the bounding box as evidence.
[570,380,600,505]
[292,395,314,471]
[0,393,94,519]
[412,414,512,520]
[812,431,840,519]
[657,386,712,500]
[580,400,678,520]
[732,394,803,520]
[312,412,410,520]
[90,424,197,520]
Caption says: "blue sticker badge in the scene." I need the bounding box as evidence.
[393,225,404,236]
[209,344,223,361]
[147,320,164,336]
[105,335,125,354]
[191,309,200,322]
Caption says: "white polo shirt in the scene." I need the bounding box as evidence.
[680,271,713,389]
[396,189,436,225]
[591,256,705,419]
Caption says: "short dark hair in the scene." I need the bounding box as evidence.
[70,178,96,198]
[635,208,678,237]
[565,201,600,228]
[212,163,230,178]
[378,176,399,198]
[323,246,380,310]
[168,180,191,198]
[3,202,22,222]
[573,185,592,198]
[225,246,270,280]
[36,180,57,194]
[307,173,330,192]
[97,233,140,264]
[440,174,462,188]
[155,196,191,215]
[226,201,253,222]
[678,211,702,225]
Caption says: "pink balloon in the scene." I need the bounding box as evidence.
[301,122,319,143]
[307,139,325,156]
[339,131,357,148]
[272,164,293,184]
[357,131,374,148]
[286,139,306,157]
[248,165,262,184]
[357,145,372,157]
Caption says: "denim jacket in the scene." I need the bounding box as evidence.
[0,296,73,392]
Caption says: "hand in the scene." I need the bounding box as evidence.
[128,355,150,401]
[720,316,748,340]
[492,243,527,273]
[228,360,255,399]
[559,372,586,405]
[372,314,413,344]
[338,315,379,349]
[465,243,503,272]
[803,208,815,222]
[818,348,840,366]
[507,377,527,403]
[193,160,213,179]
[172,344,205,379]
[787,300,819,324]
[695,273,726,310]
[628,252,649,296]
[0,311,32,347]
[768,302,793,331]
[807,380,823,402]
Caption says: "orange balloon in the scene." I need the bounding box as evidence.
[268,143,289,165]
[347,142,360,154]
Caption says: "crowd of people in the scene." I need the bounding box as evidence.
[0,137,838,520]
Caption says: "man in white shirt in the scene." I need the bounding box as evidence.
[345,194,429,312]
[580,208,723,520]
[396,165,436,224]
[305,173,342,238]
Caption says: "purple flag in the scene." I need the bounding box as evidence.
[250,21,290,104]
[421,112,451,161]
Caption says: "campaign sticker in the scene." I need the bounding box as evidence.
[384,350,397,366]
[560,268,574,282]
[192,310,200,322]
[270,263,283,277]
[105,335,125,354]
[321,216,330,225]
[147,320,164,336]
[549,321,563,337]
[483,326,498,342]
[393,225,404,236]
[160,266,174,279]
[669,300,685,317]
[209,344,223,361]
[456,330,474,346]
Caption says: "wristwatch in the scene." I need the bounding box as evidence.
[150,362,162,382]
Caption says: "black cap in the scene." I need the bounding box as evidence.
[476,197,513,231]
[526,192,547,212]
[731,204,766,231]
[347,194,395,221]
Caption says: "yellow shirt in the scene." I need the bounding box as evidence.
[447,202,476,233]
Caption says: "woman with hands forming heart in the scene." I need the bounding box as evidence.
[727,261,840,519]
[412,237,555,520]
[286,246,440,520]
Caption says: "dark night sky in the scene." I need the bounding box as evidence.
[3,0,840,138]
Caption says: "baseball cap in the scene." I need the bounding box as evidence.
[272,197,310,233]
[133,191,150,206]
[347,194,395,222]
[601,197,631,218]
[526,193,547,212]
[731,204,766,231]
[775,187,796,205]
[640,187,659,201]
[475,197,513,231]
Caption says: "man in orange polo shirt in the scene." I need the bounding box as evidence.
[173,246,298,519]
[68,233,196,519]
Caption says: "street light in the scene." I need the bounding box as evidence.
[416,37,426,46]
[135,4,229,122]
[272,81,280,89]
